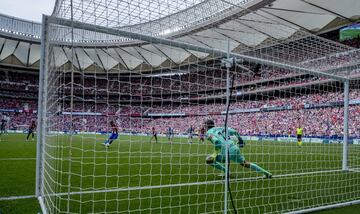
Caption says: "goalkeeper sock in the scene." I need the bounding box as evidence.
[250,163,271,176]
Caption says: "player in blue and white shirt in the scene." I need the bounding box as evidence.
[187,126,194,144]
[103,121,118,147]
[166,127,174,144]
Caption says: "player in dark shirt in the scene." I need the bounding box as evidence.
[150,127,158,143]
[26,120,36,141]
[199,127,205,144]
[0,119,6,136]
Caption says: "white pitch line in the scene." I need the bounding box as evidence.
[0,152,350,162]
[46,169,344,198]
[0,154,207,161]
[0,169,349,202]
[0,195,35,201]
[349,168,360,173]
[0,154,349,162]
[0,157,39,161]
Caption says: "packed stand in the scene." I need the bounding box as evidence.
[1,89,360,137]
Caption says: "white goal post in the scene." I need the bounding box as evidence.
[36,2,360,213]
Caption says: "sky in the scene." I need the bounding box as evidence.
[0,0,56,22]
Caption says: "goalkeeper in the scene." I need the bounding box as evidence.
[204,119,272,178]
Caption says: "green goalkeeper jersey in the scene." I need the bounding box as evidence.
[206,127,271,177]
[206,127,244,153]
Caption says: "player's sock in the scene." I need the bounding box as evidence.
[250,163,271,177]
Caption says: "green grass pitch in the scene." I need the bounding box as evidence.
[340,29,360,41]
[1,133,360,213]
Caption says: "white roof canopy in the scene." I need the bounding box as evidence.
[0,0,359,73]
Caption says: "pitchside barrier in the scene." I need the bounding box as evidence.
[8,129,355,145]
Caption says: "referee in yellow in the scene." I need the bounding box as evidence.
[296,125,303,147]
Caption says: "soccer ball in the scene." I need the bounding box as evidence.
[229,135,239,144]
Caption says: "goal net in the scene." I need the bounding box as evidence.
[37,0,360,213]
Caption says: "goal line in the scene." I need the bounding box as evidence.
[0,152,348,162]
[45,169,344,197]
[0,168,348,202]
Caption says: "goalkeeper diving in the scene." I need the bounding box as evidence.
[204,119,272,178]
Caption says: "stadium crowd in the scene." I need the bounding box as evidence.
[1,38,360,137]
[0,67,301,98]
[1,88,360,137]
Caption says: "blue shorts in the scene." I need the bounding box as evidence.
[109,133,118,140]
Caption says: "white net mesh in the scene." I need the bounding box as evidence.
[38,0,360,213]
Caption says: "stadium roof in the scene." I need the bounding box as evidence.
[0,0,360,73]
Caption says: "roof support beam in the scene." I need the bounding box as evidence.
[0,40,6,61]
[142,45,176,65]
[212,28,251,49]
[26,43,32,67]
[111,48,130,70]
[234,19,278,40]
[46,16,349,81]
[220,0,311,32]
[260,8,312,32]
[131,47,153,66]
[301,0,353,22]
[169,0,277,38]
